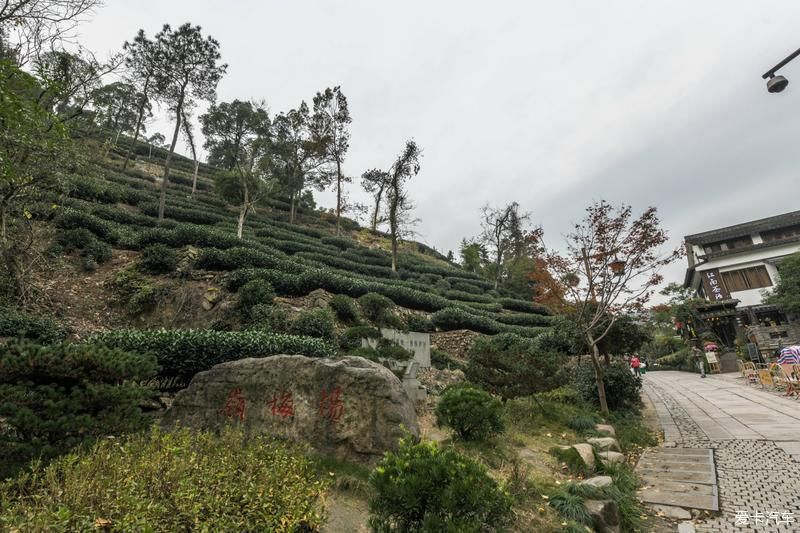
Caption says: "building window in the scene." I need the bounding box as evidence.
[724,236,753,250]
[703,243,723,254]
[761,224,800,242]
[720,265,772,292]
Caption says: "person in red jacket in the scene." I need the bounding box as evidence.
[630,354,641,377]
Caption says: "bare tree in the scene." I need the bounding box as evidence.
[151,22,226,222]
[545,201,681,414]
[0,0,101,63]
[386,140,421,272]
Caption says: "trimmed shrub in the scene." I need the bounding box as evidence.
[466,333,566,400]
[432,307,547,338]
[404,313,433,333]
[87,329,336,384]
[339,325,382,351]
[238,279,276,317]
[290,308,336,341]
[55,227,112,264]
[111,267,166,315]
[450,281,483,294]
[368,438,512,531]
[248,304,289,332]
[0,428,327,531]
[375,338,414,361]
[435,385,504,440]
[430,348,464,371]
[576,362,642,411]
[495,312,554,327]
[0,307,66,344]
[498,298,550,315]
[138,243,179,274]
[329,294,360,324]
[320,235,355,250]
[0,342,156,478]
[358,292,396,325]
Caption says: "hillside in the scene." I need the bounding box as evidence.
[28,135,554,342]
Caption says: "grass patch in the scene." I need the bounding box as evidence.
[311,454,371,499]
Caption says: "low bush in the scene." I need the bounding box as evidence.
[140,201,229,225]
[290,308,336,341]
[248,304,290,332]
[87,328,336,384]
[0,342,156,478]
[111,267,166,315]
[404,313,433,332]
[138,243,179,274]
[375,338,414,361]
[368,437,512,531]
[0,428,327,531]
[430,348,464,371]
[320,235,355,250]
[498,298,550,315]
[329,294,360,324]
[358,292,396,325]
[465,333,567,400]
[237,279,276,317]
[196,246,299,273]
[339,325,382,351]
[450,280,483,294]
[432,306,547,338]
[435,385,504,441]
[55,227,112,264]
[0,307,66,344]
[566,415,599,433]
[576,362,642,411]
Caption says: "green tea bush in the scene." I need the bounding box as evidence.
[197,246,300,272]
[140,201,228,225]
[111,267,166,315]
[0,428,327,531]
[138,243,179,274]
[466,333,566,400]
[320,236,355,250]
[576,362,642,411]
[339,325,382,351]
[498,298,550,315]
[0,307,66,344]
[55,227,112,264]
[432,307,547,338]
[329,294,360,324]
[87,328,336,384]
[404,313,433,332]
[0,341,156,478]
[435,385,504,441]
[248,304,290,332]
[368,438,512,531]
[358,292,396,324]
[450,281,483,294]
[237,279,276,317]
[375,338,414,361]
[495,312,554,327]
[290,308,336,341]
[297,251,397,278]
[430,348,464,371]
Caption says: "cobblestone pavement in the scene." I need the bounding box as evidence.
[644,372,800,532]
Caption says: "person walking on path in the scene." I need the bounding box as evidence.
[630,354,641,377]
[691,344,706,378]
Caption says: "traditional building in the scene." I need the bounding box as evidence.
[683,210,800,351]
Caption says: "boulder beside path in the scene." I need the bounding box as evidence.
[162,355,420,465]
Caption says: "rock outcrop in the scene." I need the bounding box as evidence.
[162,355,419,465]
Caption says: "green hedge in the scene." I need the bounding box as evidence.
[498,298,550,315]
[0,307,66,344]
[495,312,555,327]
[431,307,547,338]
[196,247,303,273]
[296,252,398,279]
[87,329,336,384]
[140,201,230,225]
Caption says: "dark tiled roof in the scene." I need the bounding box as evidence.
[684,210,800,245]
[699,235,800,259]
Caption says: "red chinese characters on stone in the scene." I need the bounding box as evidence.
[218,388,246,422]
[269,391,295,418]
[318,386,344,423]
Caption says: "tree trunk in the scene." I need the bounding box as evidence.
[0,207,7,246]
[389,191,398,272]
[603,352,610,366]
[191,159,199,198]
[237,179,249,239]
[160,100,183,223]
[122,79,149,171]
[290,190,297,224]
[335,159,342,237]
[588,334,610,414]
[391,233,398,272]
[114,128,122,145]
[148,143,152,160]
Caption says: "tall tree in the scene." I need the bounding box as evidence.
[459,239,486,274]
[151,22,226,222]
[386,140,421,272]
[545,201,681,414]
[91,81,145,153]
[201,100,272,238]
[312,86,351,236]
[480,203,532,290]
[270,102,324,223]
[361,168,390,231]
[180,108,199,196]
[121,29,159,171]
[767,252,800,315]
[147,132,165,159]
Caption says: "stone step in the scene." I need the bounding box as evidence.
[636,446,719,512]
[644,447,710,457]
[638,469,716,485]
[637,460,712,472]
[640,452,711,464]
[638,488,717,511]
[639,479,715,495]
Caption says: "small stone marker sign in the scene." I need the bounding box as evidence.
[163,355,419,464]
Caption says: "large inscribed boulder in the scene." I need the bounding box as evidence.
[162,355,419,464]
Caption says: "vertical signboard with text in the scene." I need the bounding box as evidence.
[701,269,730,301]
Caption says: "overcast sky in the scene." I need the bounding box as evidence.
[79,1,800,301]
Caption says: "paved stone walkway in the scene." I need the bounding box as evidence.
[644,372,800,532]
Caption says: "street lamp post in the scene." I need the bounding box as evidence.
[762,47,800,93]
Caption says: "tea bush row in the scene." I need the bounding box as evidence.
[87,328,337,383]
[0,307,66,344]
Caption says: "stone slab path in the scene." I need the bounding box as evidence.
[637,447,719,511]
[644,371,800,532]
